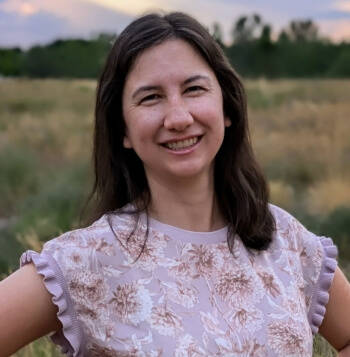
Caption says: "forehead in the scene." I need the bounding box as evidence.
[125,39,215,85]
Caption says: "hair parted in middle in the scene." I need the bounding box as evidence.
[90,11,275,253]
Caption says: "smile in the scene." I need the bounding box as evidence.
[163,136,201,150]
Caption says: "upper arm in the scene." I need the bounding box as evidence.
[0,263,61,356]
[319,266,350,351]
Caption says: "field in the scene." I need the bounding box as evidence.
[1,78,349,356]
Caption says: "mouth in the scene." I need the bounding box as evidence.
[162,136,202,151]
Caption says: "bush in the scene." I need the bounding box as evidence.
[294,206,350,263]
[328,49,350,77]
[13,162,90,244]
[320,206,350,263]
[0,147,39,216]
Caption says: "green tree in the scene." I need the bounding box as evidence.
[0,48,23,76]
[23,34,114,78]
[259,24,273,50]
[286,19,319,42]
[231,14,262,44]
[24,46,52,77]
[277,30,290,43]
[211,22,225,48]
[328,48,350,77]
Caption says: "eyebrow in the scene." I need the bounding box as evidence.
[131,85,161,100]
[131,74,211,100]
[183,74,211,85]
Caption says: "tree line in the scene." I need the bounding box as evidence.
[1,15,350,78]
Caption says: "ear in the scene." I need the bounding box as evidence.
[224,116,231,127]
[123,135,132,149]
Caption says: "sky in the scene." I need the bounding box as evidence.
[1,0,350,48]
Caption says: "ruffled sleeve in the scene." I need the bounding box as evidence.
[269,204,338,335]
[307,237,338,334]
[20,249,86,356]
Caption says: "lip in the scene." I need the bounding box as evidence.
[161,135,203,155]
[160,134,203,145]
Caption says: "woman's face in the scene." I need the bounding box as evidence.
[122,39,230,183]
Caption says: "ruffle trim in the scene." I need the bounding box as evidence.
[308,237,338,335]
[20,250,85,356]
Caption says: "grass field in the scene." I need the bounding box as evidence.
[1,78,349,356]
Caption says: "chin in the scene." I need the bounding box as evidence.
[166,164,212,180]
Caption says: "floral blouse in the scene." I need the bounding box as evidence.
[20,204,337,357]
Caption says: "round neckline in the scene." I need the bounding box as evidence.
[140,213,228,244]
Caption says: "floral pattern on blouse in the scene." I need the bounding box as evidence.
[40,205,333,356]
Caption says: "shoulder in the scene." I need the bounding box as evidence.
[269,203,316,245]
[267,204,337,284]
[267,207,338,335]
[44,211,135,254]
[269,203,300,228]
[267,204,332,267]
[41,211,140,272]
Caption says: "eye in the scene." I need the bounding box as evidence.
[185,85,205,94]
[139,94,161,104]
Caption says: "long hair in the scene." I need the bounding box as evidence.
[88,11,275,252]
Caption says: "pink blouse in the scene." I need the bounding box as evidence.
[20,204,337,356]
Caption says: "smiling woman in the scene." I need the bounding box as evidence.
[0,11,350,357]
[122,39,230,184]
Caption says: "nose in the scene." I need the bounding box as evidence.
[163,99,194,131]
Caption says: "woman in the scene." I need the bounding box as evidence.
[1,12,350,357]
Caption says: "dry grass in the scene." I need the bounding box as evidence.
[307,178,350,215]
[247,79,350,212]
[0,79,95,163]
[268,180,295,211]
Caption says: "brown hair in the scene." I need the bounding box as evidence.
[89,11,275,252]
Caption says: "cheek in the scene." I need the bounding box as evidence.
[125,117,160,149]
[191,93,224,116]
[192,102,226,130]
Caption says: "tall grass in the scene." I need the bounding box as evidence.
[246,79,350,262]
[15,337,63,357]
[1,78,348,356]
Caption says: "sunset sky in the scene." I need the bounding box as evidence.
[1,0,350,48]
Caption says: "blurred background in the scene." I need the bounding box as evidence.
[0,1,349,356]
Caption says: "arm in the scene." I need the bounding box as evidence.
[339,346,350,357]
[319,267,350,355]
[0,264,61,356]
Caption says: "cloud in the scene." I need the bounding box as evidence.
[0,10,67,48]
[0,0,349,47]
[19,2,36,15]
[316,10,350,19]
[143,0,350,43]
[0,0,39,15]
[333,0,350,12]
[85,0,167,16]
[0,0,134,48]
[0,0,250,46]
[204,0,350,41]
[318,18,350,41]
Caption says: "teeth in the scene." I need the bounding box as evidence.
[165,137,199,150]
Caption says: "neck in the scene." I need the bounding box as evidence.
[146,170,225,232]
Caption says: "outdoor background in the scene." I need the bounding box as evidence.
[1,0,350,356]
